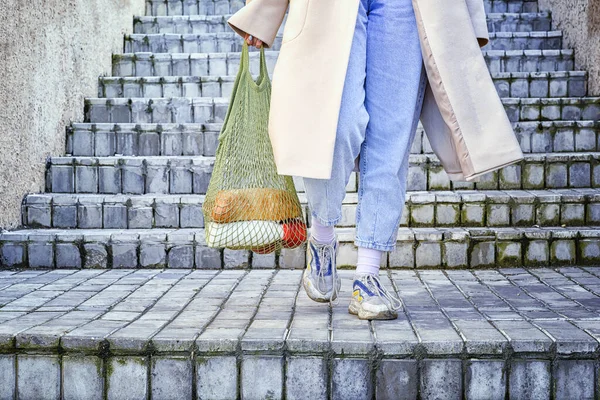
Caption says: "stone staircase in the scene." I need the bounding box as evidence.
[2,1,600,270]
[1,0,600,398]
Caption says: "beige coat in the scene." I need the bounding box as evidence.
[228,0,524,180]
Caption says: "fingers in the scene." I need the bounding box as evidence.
[244,34,263,48]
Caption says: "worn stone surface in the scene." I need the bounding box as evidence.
[63,356,104,400]
[0,268,597,397]
[17,355,61,400]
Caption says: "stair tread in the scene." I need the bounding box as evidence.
[100,71,589,80]
[4,225,600,236]
[49,151,600,161]
[23,188,600,200]
[71,120,600,128]
[0,267,598,357]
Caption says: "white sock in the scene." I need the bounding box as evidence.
[356,247,383,276]
[310,216,336,244]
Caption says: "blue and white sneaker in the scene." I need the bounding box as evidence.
[348,273,403,320]
[303,236,341,303]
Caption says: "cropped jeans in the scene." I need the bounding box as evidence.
[303,0,427,252]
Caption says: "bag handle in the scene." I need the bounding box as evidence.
[241,40,269,83]
[220,41,269,139]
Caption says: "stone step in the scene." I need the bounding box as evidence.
[67,121,600,158]
[45,152,600,195]
[485,0,539,13]
[2,226,600,269]
[21,189,600,230]
[132,12,552,35]
[142,0,540,16]
[112,49,577,77]
[83,96,600,124]
[98,71,588,99]
[123,31,564,53]
[0,267,598,398]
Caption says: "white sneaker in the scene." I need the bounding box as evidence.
[348,273,403,320]
[303,236,341,303]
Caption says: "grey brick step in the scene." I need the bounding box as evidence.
[485,0,539,13]
[66,121,600,158]
[123,31,563,53]
[143,0,539,16]
[132,13,552,35]
[145,0,245,16]
[83,96,600,124]
[46,153,600,195]
[112,49,576,77]
[98,71,588,99]
[21,189,600,230]
[0,268,598,399]
[1,226,600,269]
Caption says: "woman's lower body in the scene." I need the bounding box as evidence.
[302,0,427,319]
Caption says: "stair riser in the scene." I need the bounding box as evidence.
[1,228,599,269]
[46,154,600,194]
[123,33,563,53]
[84,97,600,124]
[66,122,600,157]
[0,354,592,399]
[132,14,552,35]
[142,0,539,16]
[112,50,576,77]
[21,192,600,229]
[98,72,587,99]
[485,0,539,13]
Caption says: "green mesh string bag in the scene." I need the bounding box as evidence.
[202,42,306,254]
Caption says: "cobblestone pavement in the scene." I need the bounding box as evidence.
[1,267,599,398]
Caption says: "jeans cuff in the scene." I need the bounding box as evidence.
[354,239,395,252]
[310,211,342,227]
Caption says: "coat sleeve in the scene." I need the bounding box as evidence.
[227,0,288,48]
[465,0,490,47]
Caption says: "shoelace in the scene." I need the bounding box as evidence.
[315,242,339,304]
[363,274,403,311]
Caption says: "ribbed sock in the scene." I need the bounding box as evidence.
[310,216,336,244]
[355,247,383,276]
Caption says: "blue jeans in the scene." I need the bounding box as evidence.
[303,0,427,252]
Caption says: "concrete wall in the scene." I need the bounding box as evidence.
[539,0,600,95]
[0,0,145,229]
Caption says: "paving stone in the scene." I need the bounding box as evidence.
[286,357,327,400]
[107,357,148,400]
[0,355,15,400]
[465,359,507,400]
[554,360,595,400]
[17,355,61,400]
[152,357,193,400]
[332,358,371,400]
[63,356,104,400]
[196,356,237,400]
[375,360,418,400]
[421,359,463,400]
[241,356,283,400]
[509,360,551,400]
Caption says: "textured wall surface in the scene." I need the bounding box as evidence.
[539,0,600,95]
[0,0,144,229]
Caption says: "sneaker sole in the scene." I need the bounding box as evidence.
[348,298,398,320]
[302,269,340,303]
